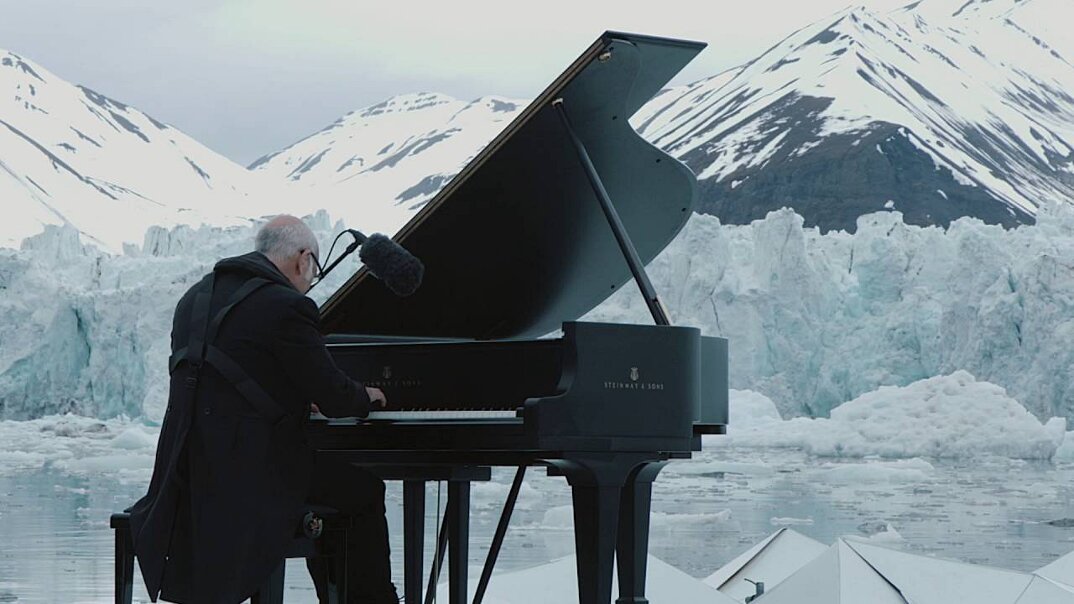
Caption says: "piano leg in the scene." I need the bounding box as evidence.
[571,482,620,604]
[424,512,449,604]
[552,454,653,604]
[615,462,667,604]
[403,480,426,604]
[448,480,470,604]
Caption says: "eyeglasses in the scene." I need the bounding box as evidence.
[303,248,324,286]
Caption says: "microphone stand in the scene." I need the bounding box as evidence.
[307,229,366,292]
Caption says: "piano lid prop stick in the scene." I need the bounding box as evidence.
[551,97,672,326]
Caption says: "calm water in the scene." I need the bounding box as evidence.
[2,447,1074,602]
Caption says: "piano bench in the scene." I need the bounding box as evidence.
[110,512,135,604]
[110,506,351,604]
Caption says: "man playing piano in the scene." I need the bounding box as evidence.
[128,215,400,603]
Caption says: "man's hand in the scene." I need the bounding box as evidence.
[366,387,388,409]
[310,388,386,417]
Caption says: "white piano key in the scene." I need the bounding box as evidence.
[367,410,520,421]
[310,409,520,422]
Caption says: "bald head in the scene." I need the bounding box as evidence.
[256,215,320,293]
[256,215,318,262]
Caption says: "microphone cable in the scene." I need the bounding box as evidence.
[308,229,366,292]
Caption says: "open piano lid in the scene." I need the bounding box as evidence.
[320,32,706,340]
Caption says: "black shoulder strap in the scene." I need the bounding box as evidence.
[204,346,284,423]
[205,277,274,344]
[169,274,285,423]
[183,273,216,368]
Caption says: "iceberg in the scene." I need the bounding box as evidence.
[711,372,1066,459]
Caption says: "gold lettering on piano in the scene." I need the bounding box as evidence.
[603,381,665,391]
[365,379,423,388]
[604,367,663,391]
[364,365,422,388]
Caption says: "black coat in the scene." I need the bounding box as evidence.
[128,251,372,603]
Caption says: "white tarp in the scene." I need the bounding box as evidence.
[847,539,1035,603]
[753,539,1074,604]
[1038,549,1074,589]
[704,527,827,600]
[1017,575,1074,603]
[435,554,734,604]
[753,540,907,603]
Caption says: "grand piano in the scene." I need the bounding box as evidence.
[307,31,729,604]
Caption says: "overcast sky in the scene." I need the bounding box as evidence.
[0,0,906,165]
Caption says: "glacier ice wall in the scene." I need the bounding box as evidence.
[584,203,1074,421]
[0,211,362,422]
[2,204,1073,423]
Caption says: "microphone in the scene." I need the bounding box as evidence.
[310,229,424,297]
[358,232,424,297]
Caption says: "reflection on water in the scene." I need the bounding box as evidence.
[653,449,1074,577]
[2,448,1074,602]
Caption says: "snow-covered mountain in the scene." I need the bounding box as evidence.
[248,92,525,235]
[639,0,1074,231]
[255,0,1074,234]
[0,50,296,250]
[4,0,1074,424]
[5,0,1073,249]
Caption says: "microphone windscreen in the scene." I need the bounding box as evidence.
[359,233,424,297]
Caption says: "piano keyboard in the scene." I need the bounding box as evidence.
[311,410,520,422]
[369,410,520,421]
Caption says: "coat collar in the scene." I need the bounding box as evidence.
[213,251,296,290]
